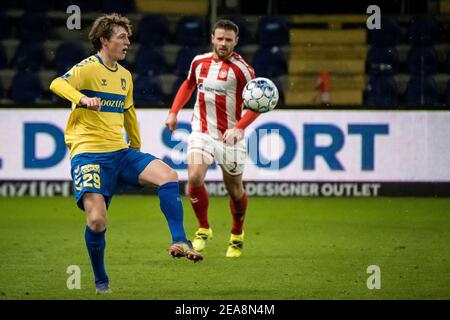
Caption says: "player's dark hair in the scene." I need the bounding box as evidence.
[89,13,133,51]
[212,19,239,36]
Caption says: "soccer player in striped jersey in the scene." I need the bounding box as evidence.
[50,14,202,294]
[165,19,261,258]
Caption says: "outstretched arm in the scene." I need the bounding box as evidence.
[235,110,260,130]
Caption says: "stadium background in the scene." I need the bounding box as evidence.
[0,0,449,301]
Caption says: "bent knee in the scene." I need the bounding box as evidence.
[87,214,107,232]
[188,173,204,187]
[161,168,179,184]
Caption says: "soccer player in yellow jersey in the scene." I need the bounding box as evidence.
[50,14,202,294]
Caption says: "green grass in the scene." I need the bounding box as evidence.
[0,196,449,300]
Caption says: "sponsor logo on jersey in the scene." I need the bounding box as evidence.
[197,83,227,95]
[101,99,125,108]
[79,90,126,113]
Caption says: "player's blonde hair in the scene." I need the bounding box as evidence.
[89,13,133,51]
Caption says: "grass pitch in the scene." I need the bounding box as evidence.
[0,196,449,300]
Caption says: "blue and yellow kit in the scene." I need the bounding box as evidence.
[50,54,156,210]
[50,54,140,159]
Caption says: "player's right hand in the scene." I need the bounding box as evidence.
[80,96,101,111]
[165,112,178,131]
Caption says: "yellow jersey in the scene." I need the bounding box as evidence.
[49,54,140,159]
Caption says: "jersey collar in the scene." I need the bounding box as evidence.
[95,54,119,72]
[212,51,234,63]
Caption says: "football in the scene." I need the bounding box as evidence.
[242,77,279,113]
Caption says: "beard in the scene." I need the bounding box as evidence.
[215,47,231,59]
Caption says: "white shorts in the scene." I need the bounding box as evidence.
[187,131,247,176]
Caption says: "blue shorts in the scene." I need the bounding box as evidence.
[71,148,157,210]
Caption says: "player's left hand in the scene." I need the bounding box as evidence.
[222,128,244,145]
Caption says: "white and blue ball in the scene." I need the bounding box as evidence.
[242,77,279,113]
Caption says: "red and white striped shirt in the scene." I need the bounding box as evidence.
[186,51,255,139]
